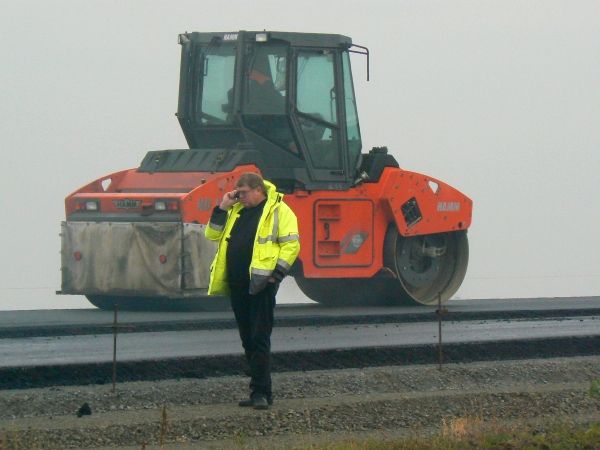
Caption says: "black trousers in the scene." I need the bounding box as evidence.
[229,282,277,399]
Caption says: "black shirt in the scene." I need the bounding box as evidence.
[225,199,267,287]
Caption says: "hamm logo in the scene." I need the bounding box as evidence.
[113,199,141,209]
[437,201,460,212]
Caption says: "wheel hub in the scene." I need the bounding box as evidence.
[396,236,446,288]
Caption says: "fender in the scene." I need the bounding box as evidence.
[379,168,472,237]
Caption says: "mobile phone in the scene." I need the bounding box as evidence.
[233,190,240,200]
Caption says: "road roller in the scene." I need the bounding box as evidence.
[61,31,472,310]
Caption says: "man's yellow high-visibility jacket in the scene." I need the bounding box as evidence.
[205,180,300,296]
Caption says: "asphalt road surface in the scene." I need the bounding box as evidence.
[1,315,598,367]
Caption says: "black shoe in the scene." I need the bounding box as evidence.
[238,398,254,407]
[252,395,269,410]
[238,395,273,408]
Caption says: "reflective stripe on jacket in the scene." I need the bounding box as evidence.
[205,180,300,296]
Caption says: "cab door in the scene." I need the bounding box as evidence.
[293,49,347,185]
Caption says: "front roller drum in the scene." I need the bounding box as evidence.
[294,276,417,307]
[295,228,468,306]
[383,227,469,305]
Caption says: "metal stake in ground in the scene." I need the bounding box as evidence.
[436,294,448,370]
[112,304,118,393]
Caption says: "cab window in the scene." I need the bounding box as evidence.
[242,45,298,154]
[195,45,236,125]
[296,50,341,170]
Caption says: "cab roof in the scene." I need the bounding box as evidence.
[179,30,353,48]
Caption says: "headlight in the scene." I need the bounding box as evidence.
[85,201,99,211]
[154,200,179,211]
[256,32,268,42]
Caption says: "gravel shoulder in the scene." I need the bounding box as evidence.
[1,356,599,449]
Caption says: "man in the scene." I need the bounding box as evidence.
[205,172,300,410]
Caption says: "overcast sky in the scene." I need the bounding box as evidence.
[1,0,599,310]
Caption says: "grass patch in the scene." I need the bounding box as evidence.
[590,379,600,399]
[300,418,600,450]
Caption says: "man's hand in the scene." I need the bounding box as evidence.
[219,190,238,210]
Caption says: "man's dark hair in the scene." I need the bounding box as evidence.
[236,172,267,195]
